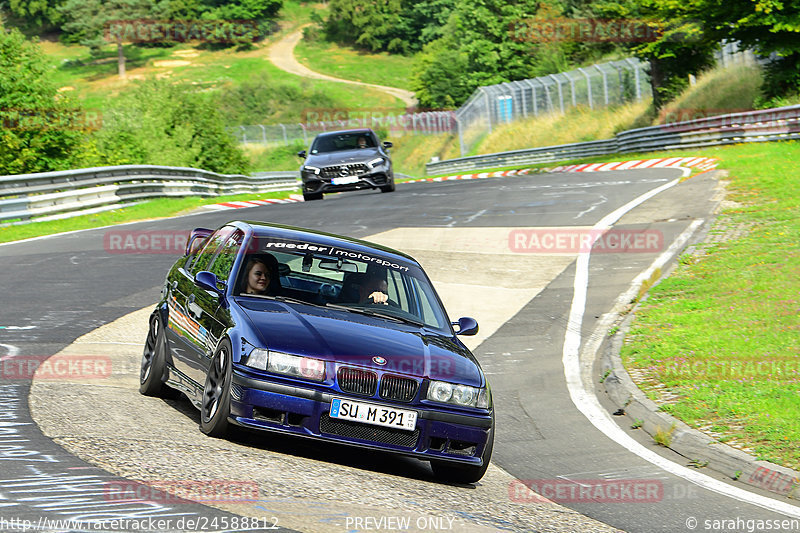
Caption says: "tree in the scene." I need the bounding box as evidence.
[0,25,86,175]
[59,0,155,78]
[7,0,67,28]
[635,0,800,101]
[83,79,250,174]
[410,0,542,108]
[324,0,411,53]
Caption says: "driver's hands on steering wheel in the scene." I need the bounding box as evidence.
[368,291,389,305]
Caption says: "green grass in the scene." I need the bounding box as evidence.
[38,0,404,118]
[658,63,764,122]
[620,141,800,470]
[43,41,403,118]
[0,189,299,244]
[294,37,417,91]
[246,141,306,172]
[476,100,652,155]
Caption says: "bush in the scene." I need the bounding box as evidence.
[0,25,86,175]
[80,79,250,174]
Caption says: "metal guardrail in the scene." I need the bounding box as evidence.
[0,165,300,222]
[426,105,800,175]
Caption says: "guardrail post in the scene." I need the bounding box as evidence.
[299,123,308,144]
[259,124,267,145]
[279,124,288,145]
[239,126,247,144]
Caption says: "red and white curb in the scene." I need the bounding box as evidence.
[404,168,533,183]
[200,157,718,210]
[203,194,305,211]
[547,156,719,173]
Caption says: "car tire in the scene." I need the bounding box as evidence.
[379,177,395,193]
[303,191,323,201]
[431,418,494,484]
[200,339,233,438]
[139,313,173,397]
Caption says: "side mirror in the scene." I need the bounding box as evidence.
[297,150,306,158]
[453,317,478,336]
[185,228,213,256]
[382,141,393,149]
[195,271,225,296]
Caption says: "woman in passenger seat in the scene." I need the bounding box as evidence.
[240,255,280,296]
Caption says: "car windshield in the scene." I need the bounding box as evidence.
[310,132,374,154]
[235,236,451,332]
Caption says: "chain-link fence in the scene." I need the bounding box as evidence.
[231,45,762,156]
[455,58,652,156]
[229,111,457,147]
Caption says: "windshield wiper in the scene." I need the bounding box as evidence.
[325,303,426,327]
[240,294,324,307]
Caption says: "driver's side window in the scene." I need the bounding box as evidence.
[189,227,234,275]
[207,231,243,283]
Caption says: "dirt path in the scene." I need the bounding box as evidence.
[268,27,417,108]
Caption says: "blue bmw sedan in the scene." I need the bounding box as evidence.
[140,221,494,483]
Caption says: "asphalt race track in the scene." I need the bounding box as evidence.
[1,170,799,533]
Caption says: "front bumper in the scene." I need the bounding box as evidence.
[302,169,392,194]
[230,369,492,466]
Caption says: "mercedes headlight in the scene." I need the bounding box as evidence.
[303,165,321,175]
[366,157,385,169]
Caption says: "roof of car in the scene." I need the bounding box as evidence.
[234,220,417,264]
[314,129,374,136]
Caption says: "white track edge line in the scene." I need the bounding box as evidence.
[562,167,800,518]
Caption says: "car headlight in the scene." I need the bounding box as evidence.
[366,157,385,169]
[246,349,325,382]
[303,165,320,175]
[427,380,490,408]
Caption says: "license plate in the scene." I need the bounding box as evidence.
[329,398,417,431]
[332,176,360,185]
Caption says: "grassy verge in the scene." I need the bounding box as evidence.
[475,100,652,155]
[0,189,299,244]
[620,142,800,470]
[294,37,416,91]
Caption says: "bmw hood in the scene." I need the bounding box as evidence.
[237,300,483,387]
